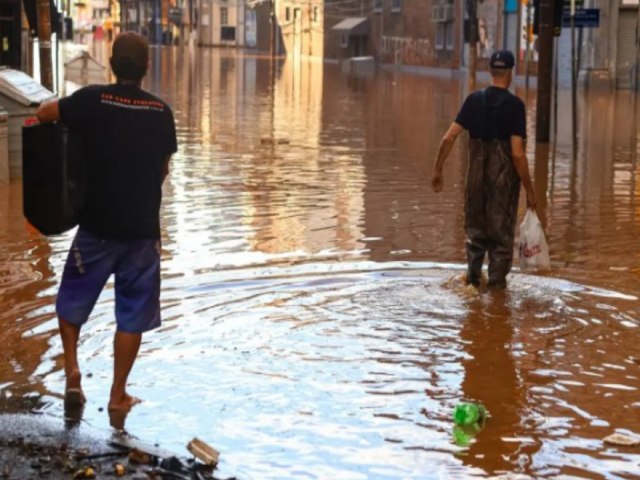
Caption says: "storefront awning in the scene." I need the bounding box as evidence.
[331,17,369,36]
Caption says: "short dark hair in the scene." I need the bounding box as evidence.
[490,68,511,79]
[110,32,149,82]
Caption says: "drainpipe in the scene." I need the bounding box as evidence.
[635,0,640,92]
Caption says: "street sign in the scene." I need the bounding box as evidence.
[562,8,600,28]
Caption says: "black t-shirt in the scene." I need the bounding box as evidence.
[59,84,177,240]
[454,86,526,141]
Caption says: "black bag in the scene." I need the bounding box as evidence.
[22,122,85,235]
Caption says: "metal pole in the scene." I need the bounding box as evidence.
[635,1,640,93]
[270,0,276,57]
[553,34,559,144]
[36,0,54,90]
[525,1,531,105]
[467,0,478,92]
[571,0,577,162]
[535,0,555,142]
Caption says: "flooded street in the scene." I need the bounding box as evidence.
[1,47,640,479]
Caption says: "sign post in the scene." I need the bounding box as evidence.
[570,0,577,163]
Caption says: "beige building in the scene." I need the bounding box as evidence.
[198,0,246,47]
[274,0,325,58]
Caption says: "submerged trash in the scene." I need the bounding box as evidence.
[452,402,488,447]
[72,466,96,479]
[128,448,151,465]
[453,423,484,448]
[114,463,126,476]
[453,402,487,426]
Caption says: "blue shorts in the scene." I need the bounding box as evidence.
[56,228,161,334]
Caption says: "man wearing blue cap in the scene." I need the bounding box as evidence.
[431,50,537,289]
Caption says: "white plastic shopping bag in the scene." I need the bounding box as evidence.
[518,209,550,271]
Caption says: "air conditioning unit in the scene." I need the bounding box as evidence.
[431,5,444,22]
[443,4,454,22]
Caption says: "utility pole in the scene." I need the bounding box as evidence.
[467,0,478,92]
[570,0,577,162]
[635,0,640,93]
[36,0,53,90]
[535,0,554,142]
[270,0,276,57]
[525,1,531,105]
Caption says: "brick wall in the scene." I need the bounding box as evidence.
[370,0,463,70]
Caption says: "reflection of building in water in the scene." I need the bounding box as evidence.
[245,58,366,254]
[361,72,466,263]
[0,184,57,407]
[159,49,365,258]
[459,295,539,475]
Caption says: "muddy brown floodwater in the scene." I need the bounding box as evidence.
[1,48,639,479]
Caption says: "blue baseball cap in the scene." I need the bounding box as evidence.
[489,50,515,69]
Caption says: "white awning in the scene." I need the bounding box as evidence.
[331,17,369,36]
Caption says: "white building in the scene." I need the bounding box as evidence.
[197,0,246,47]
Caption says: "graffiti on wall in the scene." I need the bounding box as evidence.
[380,36,435,66]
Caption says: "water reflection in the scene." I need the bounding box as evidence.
[1,48,640,478]
[459,291,538,476]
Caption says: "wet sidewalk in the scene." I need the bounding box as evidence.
[0,413,231,479]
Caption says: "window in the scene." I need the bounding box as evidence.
[220,6,228,25]
[286,6,290,21]
[313,6,319,23]
[341,34,349,48]
[445,22,454,50]
[391,0,401,12]
[436,22,454,51]
[373,0,383,13]
[221,26,235,41]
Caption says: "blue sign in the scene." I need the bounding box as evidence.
[562,8,600,28]
[505,0,517,13]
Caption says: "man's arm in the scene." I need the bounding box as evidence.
[36,100,60,123]
[162,155,171,182]
[510,135,537,209]
[431,122,464,192]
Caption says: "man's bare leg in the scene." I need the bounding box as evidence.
[109,330,143,411]
[59,317,85,406]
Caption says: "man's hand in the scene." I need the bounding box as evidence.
[36,100,60,124]
[431,122,462,194]
[431,169,443,192]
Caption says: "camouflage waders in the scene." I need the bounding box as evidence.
[464,138,521,287]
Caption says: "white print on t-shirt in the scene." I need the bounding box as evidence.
[100,93,165,113]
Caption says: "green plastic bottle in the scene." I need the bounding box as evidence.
[453,402,486,426]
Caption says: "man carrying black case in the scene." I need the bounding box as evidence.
[35,32,177,414]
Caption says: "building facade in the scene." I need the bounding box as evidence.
[197,0,246,47]
[261,0,639,90]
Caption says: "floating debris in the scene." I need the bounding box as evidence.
[603,433,640,447]
[187,438,220,467]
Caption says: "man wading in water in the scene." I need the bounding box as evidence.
[37,32,177,413]
[431,50,537,289]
